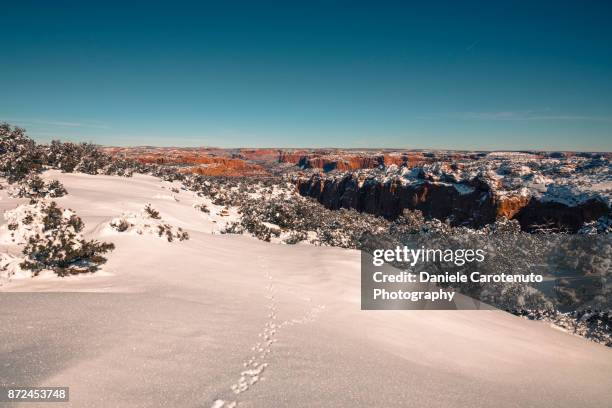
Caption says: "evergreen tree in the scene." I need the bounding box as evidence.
[0,123,43,182]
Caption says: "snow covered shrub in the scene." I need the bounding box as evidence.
[11,175,67,202]
[283,231,307,244]
[44,140,106,174]
[0,123,43,182]
[579,216,611,234]
[5,201,115,276]
[107,204,190,242]
[110,218,132,232]
[46,180,67,197]
[388,209,426,236]
[157,224,189,242]
[44,139,139,176]
[212,194,231,206]
[309,208,388,248]
[149,165,186,182]
[44,140,81,172]
[221,217,279,242]
[222,221,244,234]
[74,143,110,174]
[312,228,348,247]
[102,159,135,177]
[144,204,161,219]
[194,203,210,213]
[235,215,280,242]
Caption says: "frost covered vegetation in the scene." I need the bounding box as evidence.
[181,174,390,246]
[108,204,190,242]
[0,123,138,181]
[8,174,67,202]
[0,123,43,182]
[5,201,114,276]
[223,189,389,246]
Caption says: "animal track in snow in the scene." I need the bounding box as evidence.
[209,257,325,408]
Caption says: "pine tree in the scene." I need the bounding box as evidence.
[0,123,43,182]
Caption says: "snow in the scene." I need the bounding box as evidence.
[0,170,611,407]
[452,183,475,195]
[487,151,539,159]
[152,193,179,201]
[540,182,611,207]
[0,253,29,284]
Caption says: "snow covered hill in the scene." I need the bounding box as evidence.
[0,171,611,407]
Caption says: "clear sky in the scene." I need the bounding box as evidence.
[1,1,611,151]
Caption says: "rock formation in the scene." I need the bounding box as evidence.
[294,152,611,232]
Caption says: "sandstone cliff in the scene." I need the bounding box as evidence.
[295,172,610,232]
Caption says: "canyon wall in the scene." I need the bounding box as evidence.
[295,173,610,232]
[281,153,430,172]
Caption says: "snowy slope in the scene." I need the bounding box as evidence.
[0,170,611,408]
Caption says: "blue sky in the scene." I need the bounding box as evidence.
[1,1,611,151]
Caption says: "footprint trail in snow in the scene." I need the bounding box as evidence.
[210,256,325,408]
